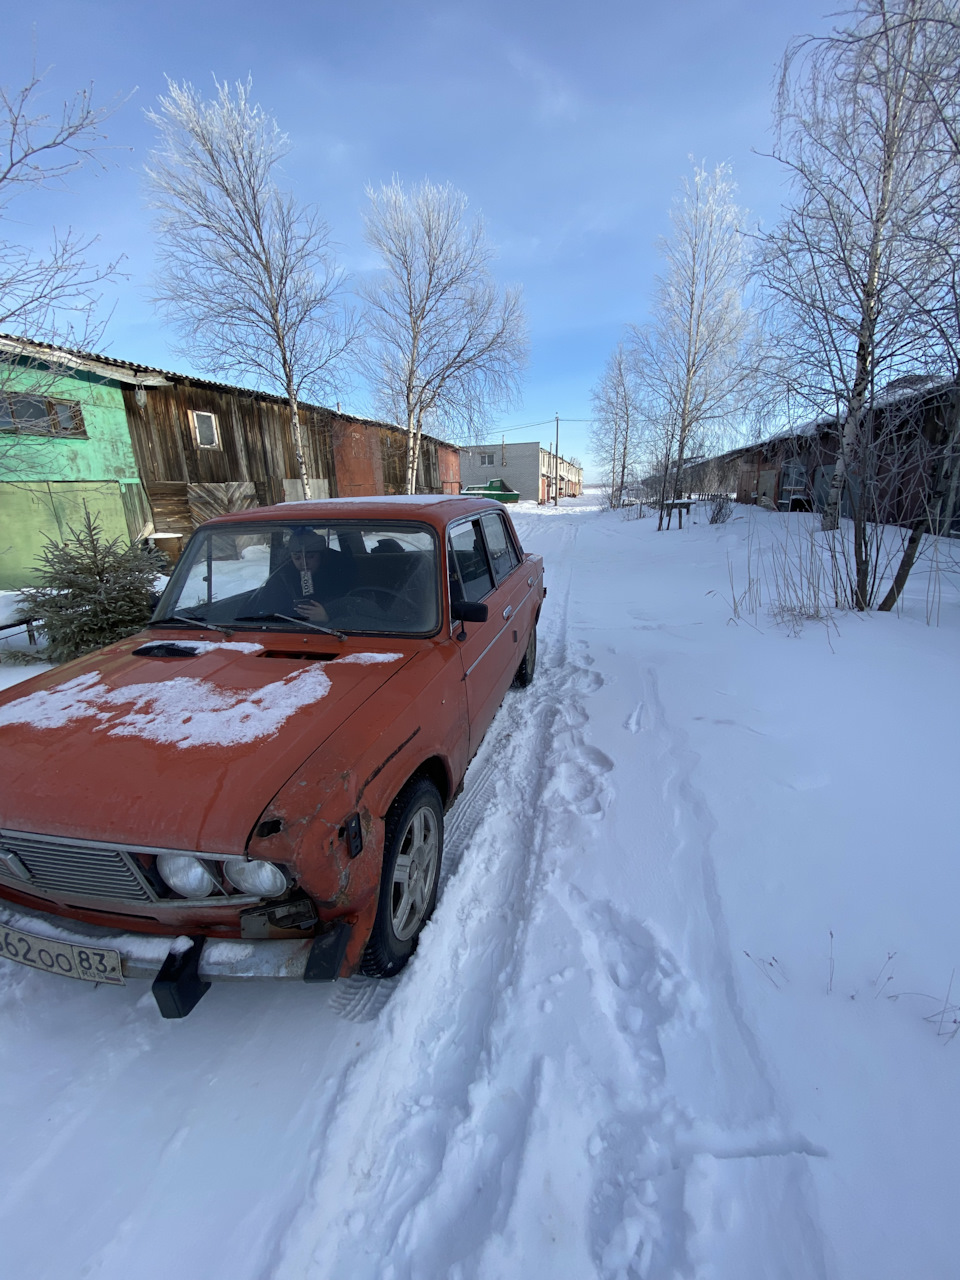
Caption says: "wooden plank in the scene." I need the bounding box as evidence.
[145,481,193,536]
[186,482,259,525]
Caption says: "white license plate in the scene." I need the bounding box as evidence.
[1,926,124,985]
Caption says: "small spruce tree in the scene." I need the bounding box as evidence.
[17,509,167,663]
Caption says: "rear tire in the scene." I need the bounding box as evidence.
[512,624,537,688]
[361,778,444,978]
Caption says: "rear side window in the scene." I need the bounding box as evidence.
[480,511,521,583]
[449,521,494,602]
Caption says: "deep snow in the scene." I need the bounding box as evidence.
[1,495,958,1280]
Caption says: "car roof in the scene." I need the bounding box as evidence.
[199,494,508,531]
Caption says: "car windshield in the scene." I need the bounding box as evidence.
[153,521,441,635]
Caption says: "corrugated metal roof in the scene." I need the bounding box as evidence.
[0,332,457,448]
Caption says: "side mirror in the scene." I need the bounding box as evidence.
[451,600,488,623]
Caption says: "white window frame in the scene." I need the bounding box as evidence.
[190,409,221,450]
[479,452,495,466]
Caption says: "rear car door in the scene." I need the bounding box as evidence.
[448,510,535,752]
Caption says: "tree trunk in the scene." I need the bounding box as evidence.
[405,414,423,495]
[821,385,868,534]
[656,456,670,531]
[854,508,871,610]
[609,415,620,509]
[877,519,924,611]
[617,408,629,508]
[287,380,312,501]
[878,393,960,612]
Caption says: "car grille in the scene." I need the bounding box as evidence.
[0,830,157,902]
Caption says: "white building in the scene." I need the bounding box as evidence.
[459,440,582,503]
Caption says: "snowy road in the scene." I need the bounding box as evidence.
[3,496,958,1279]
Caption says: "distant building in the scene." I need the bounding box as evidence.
[681,377,959,530]
[459,440,582,503]
[0,334,460,589]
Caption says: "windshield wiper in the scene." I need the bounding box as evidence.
[234,612,347,640]
[153,613,234,636]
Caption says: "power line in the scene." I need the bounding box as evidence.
[492,416,593,435]
[492,419,555,433]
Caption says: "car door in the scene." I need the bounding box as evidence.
[448,511,534,754]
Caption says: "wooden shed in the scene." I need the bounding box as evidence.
[0,336,462,577]
[121,372,460,546]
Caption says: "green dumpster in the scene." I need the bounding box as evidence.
[461,478,520,503]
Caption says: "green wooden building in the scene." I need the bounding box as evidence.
[0,337,148,591]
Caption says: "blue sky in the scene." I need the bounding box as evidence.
[2,0,832,477]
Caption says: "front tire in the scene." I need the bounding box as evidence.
[361,778,444,978]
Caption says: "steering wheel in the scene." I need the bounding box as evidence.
[344,586,406,611]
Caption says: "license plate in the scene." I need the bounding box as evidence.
[1,926,124,985]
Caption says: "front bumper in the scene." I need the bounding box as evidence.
[0,898,345,984]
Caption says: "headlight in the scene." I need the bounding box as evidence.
[223,858,289,898]
[157,854,218,898]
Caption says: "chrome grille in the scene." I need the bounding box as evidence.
[0,830,156,902]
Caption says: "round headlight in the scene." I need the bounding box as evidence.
[157,854,218,898]
[223,858,289,898]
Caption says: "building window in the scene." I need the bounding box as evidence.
[0,393,87,438]
[479,452,495,466]
[191,410,221,449]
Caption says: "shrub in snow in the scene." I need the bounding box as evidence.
[709,493,732,524]
[17,509,167,663]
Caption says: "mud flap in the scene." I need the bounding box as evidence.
[303,922,351,982]
[152,937,211,1019]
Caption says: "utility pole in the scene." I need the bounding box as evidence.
[554,413,560,506]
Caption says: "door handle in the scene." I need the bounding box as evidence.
[502,604,513,620]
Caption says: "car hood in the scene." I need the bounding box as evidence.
[0,634,414,854]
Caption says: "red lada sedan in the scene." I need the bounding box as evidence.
[0,497,544,1017]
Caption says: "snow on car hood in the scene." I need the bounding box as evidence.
[0,638,410,853]
[0,653,400,748]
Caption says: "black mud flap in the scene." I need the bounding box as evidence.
[303,922,351,983]
[152,936,211,1019]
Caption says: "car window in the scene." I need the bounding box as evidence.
[177,531,275,608]
[157,522,440,634]
[449,521,494,603]
[479,511,521,584]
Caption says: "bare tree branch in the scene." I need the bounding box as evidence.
[630,161,757,529]
[144,77,356,499]
[590,342,644,508]
[0,60,123,477]
[756,0,959,608]
[359,179,527,493]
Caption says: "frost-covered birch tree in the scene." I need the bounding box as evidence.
[756,0,950,607]
[360,179,526,494]
[590,343,642,508]
[631,162,755,530]
[145,78,354,499]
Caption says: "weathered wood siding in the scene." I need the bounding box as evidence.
[438,444,460,494]
[120,378,460,535]
[121,382,337,491]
